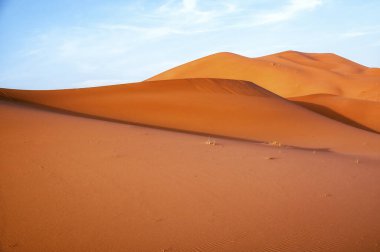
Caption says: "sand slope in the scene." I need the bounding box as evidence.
[1,99,380,252]
[147,51,380,101]
[1,79,380,156]
[290,94,380,133]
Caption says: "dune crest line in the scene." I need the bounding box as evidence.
[1,78,380,156]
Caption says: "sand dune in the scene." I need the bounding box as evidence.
[290,94,380,133]
[146,51,380,134]
[147,51,380,101]
[1,99,380,252]
[1,78,380,156]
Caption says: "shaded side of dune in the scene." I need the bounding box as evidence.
[290,94,380,133]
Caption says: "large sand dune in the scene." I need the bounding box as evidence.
[147,51,380,135]
[147,51,380,101]
[1,78,380,156]
[1,99,380,252]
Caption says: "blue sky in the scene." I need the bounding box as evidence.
[1,0,380,89]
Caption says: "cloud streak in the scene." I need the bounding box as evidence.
[254,0,323,25]
[100,0,325,39]
[341,26,380,38]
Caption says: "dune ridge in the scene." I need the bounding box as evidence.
[147,51,380,101]
[1,78,380,156]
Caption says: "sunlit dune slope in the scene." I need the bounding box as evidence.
[290,94,380,133]
[1,78,380,155]
[147,51,380,101]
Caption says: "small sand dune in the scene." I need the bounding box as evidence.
[1,78,380,156]
[147,51,380,101]
[290,94,380,133]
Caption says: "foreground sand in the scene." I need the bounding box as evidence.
[1,100,380,252]
[0,101,380,251]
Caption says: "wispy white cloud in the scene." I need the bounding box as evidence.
[183,0,197,11]
[97,24,208,39]
[341,26,380,38]
[254,0,323,25]
[100,0,324,39]
[97,0,239,39]
[156,0,230,24]
[22,0,325,63]
[342,31,372,38]
[152,0,237,33]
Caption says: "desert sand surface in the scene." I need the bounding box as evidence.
[147,51,380,101]
[1,78,380,156]
[1,99,380,252]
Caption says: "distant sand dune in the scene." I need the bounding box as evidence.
[147,50,380,136]
[147,51,380,101]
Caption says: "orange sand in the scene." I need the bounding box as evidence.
[290,94,380,133]
[148,51,380,101]
[147,50,380,139]
[1,78,380,156]
[1,100,380,252]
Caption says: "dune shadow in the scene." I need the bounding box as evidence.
[0,97,333,153]
[293,100,379,134]
[261,142,331,153]
[0,97,263,143]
